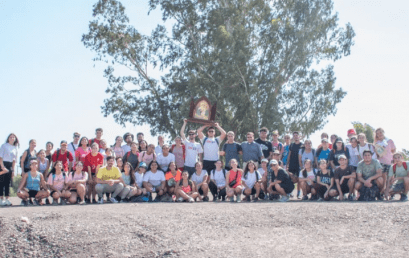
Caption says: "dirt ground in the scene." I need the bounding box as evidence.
[1,197,408,258]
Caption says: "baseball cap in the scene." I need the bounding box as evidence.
[261,158,268,163]
[269,159,278,165]
[338,154,347,160]
[139,162,147,168]
[60,140,68,145]
[336,138,343,143]
[347,129,356,136]
[321,138,328,143]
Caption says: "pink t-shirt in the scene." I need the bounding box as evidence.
[47,173,66,191]
[113,146,124,159]
[377,139,396,165]
[138,151,155,165]
[75,147,91,166]
[65,172,89,183]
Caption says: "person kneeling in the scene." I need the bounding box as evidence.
[329,155,356,201]
[95,156,124,204]
[315,159,334,201]
[47,161,70,205]
[118,162,139,202]
[354,150,383,201]
[191,162,209,201]
[226,159,244,203]
[65,161,88,205]
[209,160,227,202]
[298,159,318,201]
[165,161,182,200]
[142,160,166,202]
[17,159,49,206]
[242,160,261,202]
[385,152,409,201]
[175,171,200,202]
[267,159,294,202]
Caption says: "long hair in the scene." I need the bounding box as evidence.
[124,162,136,185]
[5,133,19,147]
[79,137,89,147]
[333,138,345,152]
[374,128,385,143]
[50,160,63,175]
[167,161,178,173]
[301,159,312,179]
[243,160,257,179]
[148,160,163,172]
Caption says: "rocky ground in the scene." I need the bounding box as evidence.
[1,197,408,258]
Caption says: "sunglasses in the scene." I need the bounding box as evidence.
[74,135,80,138]
[208,131,215,133]
[188,133,195,135]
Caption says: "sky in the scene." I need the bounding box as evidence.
[1,0,408,173]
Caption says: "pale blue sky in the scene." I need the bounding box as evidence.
[1,0,408,173]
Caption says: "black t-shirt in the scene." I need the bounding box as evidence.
[316,169,333,185]
[255,138,272,159]
[329,148,351,166]
[334,165,355,181]
[289,142,303,171]
[271,168,293,189]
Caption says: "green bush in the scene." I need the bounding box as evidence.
[9,176,22,197]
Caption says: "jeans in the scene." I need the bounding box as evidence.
[95,183,124,198]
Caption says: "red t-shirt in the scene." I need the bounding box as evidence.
[52,149,74,171]
[84,152,104,174]
[89,138,102,149]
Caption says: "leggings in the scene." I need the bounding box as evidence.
[0,161,13,197]
[208,181,226,198]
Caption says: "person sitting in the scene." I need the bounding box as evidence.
[123,141,139,170]
[175,171,200,202]
[47,161,70,205]
[143,160,166,202]
[118,162,138,202]
[298,159,317,201]
[138,143,156,167]
[226,159,244,202]
[17,159,49,206]
[329,155,356,201]
[385,152,409,201]
[65,161,88,205]
[209,160,227,202]
[242,160,262,202]
[190,162,209,201]
[134,162,148,200]
[165,161,182,197]
[267,159,294,202]
[95,156,124,204]
[258,159,269,199]
[315,159,334,201]
[355,150,383,201]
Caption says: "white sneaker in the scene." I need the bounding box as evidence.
[110,197,118,203]
[177,197,184,202]
[188,197,194,203]
[4,199,11,206]
[98,199,104,204]
[0,199,4,206]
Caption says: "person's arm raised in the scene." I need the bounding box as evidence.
[215,123,226,141]
[197,125,207,140]
[180,119,188,141]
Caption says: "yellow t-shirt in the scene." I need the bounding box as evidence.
[96,166,121,181]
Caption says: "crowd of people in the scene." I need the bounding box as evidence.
[0,119,407,207]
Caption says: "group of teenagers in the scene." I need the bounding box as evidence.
[0,119,407,206]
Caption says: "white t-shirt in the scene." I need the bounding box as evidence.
[122,144,131,155]
[155,145,163,155]
[358,143,377,160]
[299,169,316,185]
[242,171,261,189]
[68,142,79,162]
[257,167,267,177]
[156,153,175,171]
[143,170,165,186]
[134,172,144,188]
[346,144,360,167]
[191,169,208,185]
[184,140,203,167]
[201,136,221,161]
[210,169,226,187]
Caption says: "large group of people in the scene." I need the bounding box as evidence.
[0,120,407,207]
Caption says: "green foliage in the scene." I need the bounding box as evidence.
[83,0,355,141]
[9,176,22,197]
[402,149,409,161]
[352,121,375,143]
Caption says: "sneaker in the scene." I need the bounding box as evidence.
[33,199,40,206]
[252,197,259,202]
[297,191,301,199]
[203,196,209,202]
[98,198,104,204]
[61,199,67,205]
[4,199,11,206]
[310,195,318,201]
[79,200,86,205]
[85,198,90,204]
[279,196,289,202]
[45,199,50,205]
[230,197,235,202]
[177,197,184,202]
[20,200,25,206]
[221,196,226,202]
[245,196,251,202]
[390,194,395,200]
[188,197,194,203]
[153,195,161,202]
[52,199,58,206]
[110,197,119,203]
[301,196,308,201]
[213,194,218,202]
[142,196,149,202]
[0,199,4,206]
[377,194,384,201]
[236,194,242,203]
[400,194,408,202]
[348,195,354,201]
[28,199,34,206]
[317,197,324,202]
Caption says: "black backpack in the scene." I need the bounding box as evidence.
[358,184,379,201]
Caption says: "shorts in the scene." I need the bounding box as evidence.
[23,168,30,173]
[331,179,350,193]
[203,160,216,175]
[391,182,405,193]
[70,189,77,193]
[381,164,391,174]
[249,187,257,195]
[272,183,294,194]
[50,190,62,197]
[28,190,39,198]
[198,187,203,195]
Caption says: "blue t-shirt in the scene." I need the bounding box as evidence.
[222,142,242,167]
[316,148,331,162]
[282,145,290,165]
[241,142,263,162]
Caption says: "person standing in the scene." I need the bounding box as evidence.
[95,156,125,204]
[68,132,81,164]
[89,128,104,149]
[136,132,144,144]
[112,136,125,159]
[0,133,19,206]
[155,135,165,156]
[20,139,37,174]
[255,127,273,160]
[45,142,54,164]
[138,144,156,167]
[286,131,303,179]
[298,139,315,169]
[170,136,185,171]
[220,131,242,170]
[156,144,175,172]
[373,128,396,193]
[357,133,377,160]
[241,132,263,169]
[123,142,140,170]
[84,143,104,204]
[180,119,204,176]
[281,134,291,166]
[315,138,331,168]
[52,141,74,172]
[329,138,350,170]
[271,130,284,158]
[75,137,91,169]
[121,133,134,154]
[346,136,360,170]
[197,123,226,174]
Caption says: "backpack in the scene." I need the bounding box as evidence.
[211,168,226,179]
[358,183,379,202]
[203,137,219,147]
[56,149,70,160]
[301,148,316,158]
[170,144,185,160]
[52,172,66,184]
[244,170,260,181]
[392,162,408,175]
[22,149,37,168]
